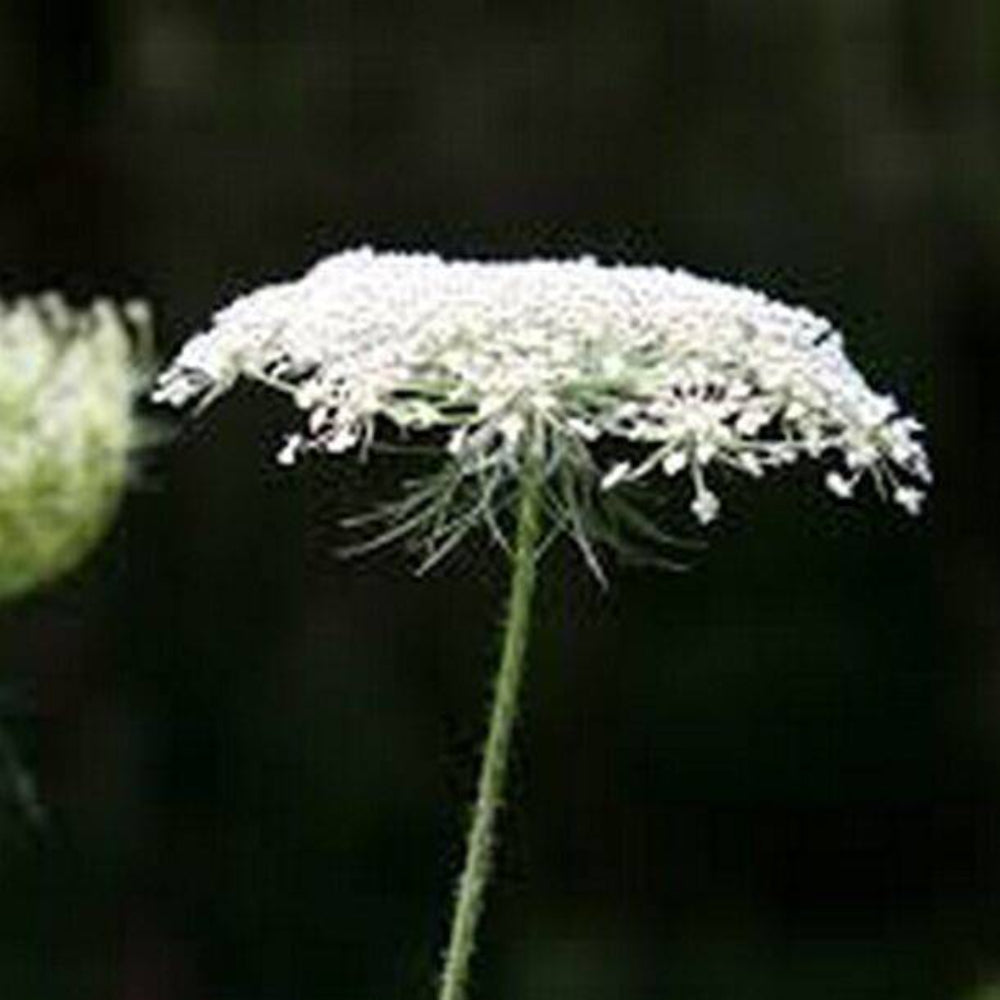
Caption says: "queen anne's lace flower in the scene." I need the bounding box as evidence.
[154,248,930,560]
[0,295,150,600]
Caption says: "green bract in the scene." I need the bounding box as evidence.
[0,295,149,601]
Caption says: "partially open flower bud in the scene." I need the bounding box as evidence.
[0,295,150,601]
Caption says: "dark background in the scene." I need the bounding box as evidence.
[0,2,995,998]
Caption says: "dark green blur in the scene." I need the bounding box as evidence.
[0,2,994,998]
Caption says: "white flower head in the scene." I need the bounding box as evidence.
[0,294,151,600]
[153,248,930,570]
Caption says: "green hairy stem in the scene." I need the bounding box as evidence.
[437,455,544,1000]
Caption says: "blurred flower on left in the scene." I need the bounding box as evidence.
[0,294,151,602]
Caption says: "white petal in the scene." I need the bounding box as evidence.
[600,462,631,491]
[691,489,720,525]
[277,434,303,466]
[825,471,854,499]
[662,450,688,477]
[893,486,924,516]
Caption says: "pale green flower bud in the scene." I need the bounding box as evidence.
[0,295,150,601]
